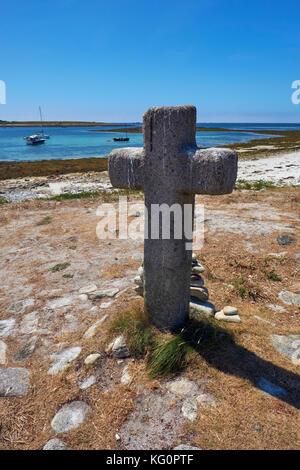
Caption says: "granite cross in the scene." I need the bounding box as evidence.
[108,105,237,331]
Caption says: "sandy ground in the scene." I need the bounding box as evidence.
[238,151,300,186]
[0,186,299,450]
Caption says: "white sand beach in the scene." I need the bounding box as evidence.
[237,151,300,186]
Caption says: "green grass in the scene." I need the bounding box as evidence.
[108,307,155,359]
[232,276,263,300]
[148,318,234,379]
[0,197,7,205]
[108,309,235,379]
[49,262,70,272]
[148,336,187,379]
[262,269,281,281]
[48,188,142,202]
[36,216,52,226]
[49,191,102,201]
[236,180,276,191]
[62,273,74,279]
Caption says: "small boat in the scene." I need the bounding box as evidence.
[113,127,130,142]
[24,134,46,145]
[23,106,50,144]
[113,137,129,142]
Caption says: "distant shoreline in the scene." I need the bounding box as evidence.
[1,127,300,180]
[0,121,135,128]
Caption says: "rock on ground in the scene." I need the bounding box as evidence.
[0,340,7,364]
[270,334,300,362]
[12,336,37,362]
[0,367,30,397]
[83,315,108,339]
[189,300,215,318]
[173,444,202,450]
[48,346,81,375]
[51,401,91,433]
[0,318,15,337]
[78,375,96,390]
[278,291,300,307]
[84,353,100,365]
[106,335,129,359]
[88,288,119,300]
[43,438,70,450]
[166,378,198,396]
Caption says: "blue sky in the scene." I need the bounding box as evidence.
[1,0,300,122]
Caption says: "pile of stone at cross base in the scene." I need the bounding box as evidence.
[134,254,241,324]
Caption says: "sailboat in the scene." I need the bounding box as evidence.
[113,126,129,142]
[24,106,50,145]
[36,106,50,139]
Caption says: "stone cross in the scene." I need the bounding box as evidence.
[108,106,237,331]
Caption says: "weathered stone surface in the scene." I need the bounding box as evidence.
[84,353,100,365]
[106,335,129,358]
[48,346,81,375]
[78,294,88,302]
[0,340,7,364]
[190,276,204,287]
[278,290,300,307]
[254,315,276,327]
[48,296,76,309]
[257,378,286,398]
[12,336,37,362]
[78,375,96,390]
[43,438,70,450]
[268,252,288,257]
[0,367,30,397]
[173,444,201,450]
[100,301,112,309]
[83,315,108,339]
[276,234,296,245]
[182,399,198,421]
[192,265,205,275]
[108,105,237,330]
[8,298,34,314]
[267,304,285,313]
[190,300,215,318]
[223,306,238,315]
[166,378,198,396]
[79,284,97,294]
[0,318,15,337]
[121,365,132,385]
[88,288,119,300]
[137,266,144,277]
[20,312,39,334]
[215,311,241,323]
[190,286,209,302]
[51,401,91,433]
[134,276,143,287]
[270,334,300,362]
[62,314,79,333]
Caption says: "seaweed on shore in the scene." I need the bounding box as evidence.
[0,157,108,180]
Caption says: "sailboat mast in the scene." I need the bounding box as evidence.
[39,106,43,134]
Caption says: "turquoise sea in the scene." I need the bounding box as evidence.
[0,123,298,162]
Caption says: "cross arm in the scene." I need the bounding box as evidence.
[108,148,144,190]
[182,148,238,195]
